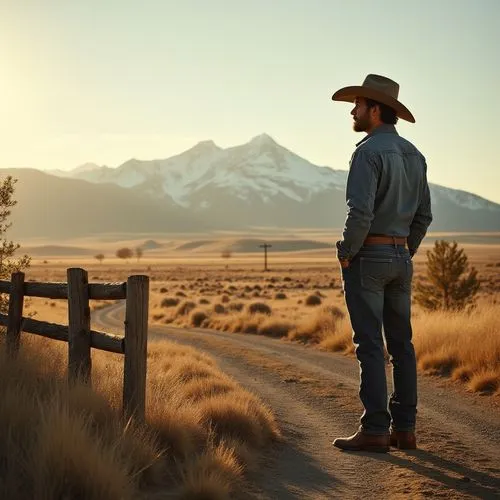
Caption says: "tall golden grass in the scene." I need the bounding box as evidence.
[412,303,500,393]
[160,298,500,396]
[0,334,280,499]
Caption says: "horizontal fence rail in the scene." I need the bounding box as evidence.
[0,280,127,300]
[0,269,148,421]
[0,314,124,353]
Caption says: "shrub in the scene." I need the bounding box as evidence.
[177,301,197,316]
[213,304,226,314]
[229,303,244,312]
[259,320,293,338]
[291,305,345,344]
[199,298,210,305]
[161,297,179,308]
[159,287,168,293]
[274,293,287,300]
[0,176,31,315]
[176,291,187,297]
[190,310,209,327]
[322,305,345,320]
[221,295,230,303]
[247,302,272,315]
[414,240,480,311]
[305,295,322,306]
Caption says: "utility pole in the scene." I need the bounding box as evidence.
[259,243,272,271]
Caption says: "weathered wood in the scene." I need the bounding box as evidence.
[0,280,126,300]
[0,314,68,341]
[89,282,127,300]
[123,275,149,421]
[6,272,25,355]
[67,268,92,384]
[0,314,124,353]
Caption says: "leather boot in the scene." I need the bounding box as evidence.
[333,431,390,453]
[390,430,417,449]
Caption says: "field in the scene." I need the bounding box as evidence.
[20,234,500,396]
[2,233,500,497]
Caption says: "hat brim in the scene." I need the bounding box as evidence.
[332,85,415,123]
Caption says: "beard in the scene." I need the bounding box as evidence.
[352,112,372,132]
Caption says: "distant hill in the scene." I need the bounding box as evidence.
[21,245,97,256]
[3,169,210,239]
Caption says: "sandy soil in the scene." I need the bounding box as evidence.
[95,302,500,499]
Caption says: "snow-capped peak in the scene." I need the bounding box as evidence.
[249,133,277,145]
[192,139,221,150]
[44,134,499,215]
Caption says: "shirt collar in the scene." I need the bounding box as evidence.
[355,124,398,147]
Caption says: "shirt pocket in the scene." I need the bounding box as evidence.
[360,257,393,291]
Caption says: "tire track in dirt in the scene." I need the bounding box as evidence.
[95,303,500,499]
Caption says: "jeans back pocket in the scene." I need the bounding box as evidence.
[360,257,393,291]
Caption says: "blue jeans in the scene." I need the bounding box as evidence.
[341,244,417,435]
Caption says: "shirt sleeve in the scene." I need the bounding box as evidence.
[407,160,433,256]
[336,149,379,260]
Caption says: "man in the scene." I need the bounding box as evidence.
[330,74,433,453]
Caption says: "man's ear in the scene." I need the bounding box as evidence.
[371,104,381,121]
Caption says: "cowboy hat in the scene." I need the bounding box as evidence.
[331,74,415,123]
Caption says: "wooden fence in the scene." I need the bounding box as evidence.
[0,268,149,421]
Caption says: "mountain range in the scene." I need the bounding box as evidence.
[4,133,500,239]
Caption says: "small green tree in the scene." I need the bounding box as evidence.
[94,253,105,264]
[116,247,133,262]
[0,176,31,313]
[414,240,480,311]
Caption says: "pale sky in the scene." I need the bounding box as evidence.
[1,0,499,202]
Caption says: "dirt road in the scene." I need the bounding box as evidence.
[95,303,500,499]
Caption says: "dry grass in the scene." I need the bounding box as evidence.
[0,334,280,499]
[151,283,499,396]
[412,303,500,394]
[21,245,500,418]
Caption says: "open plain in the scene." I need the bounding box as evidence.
[11,232,500,498]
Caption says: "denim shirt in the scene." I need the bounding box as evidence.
[336,124,433,260]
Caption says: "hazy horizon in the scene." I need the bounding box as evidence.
[1,0,499,203]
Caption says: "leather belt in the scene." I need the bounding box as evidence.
[364,235,407,246]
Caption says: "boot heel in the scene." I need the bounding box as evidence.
[390,431,417,450]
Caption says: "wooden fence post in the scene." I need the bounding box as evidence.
[6,272,25,355]
[67,268,91,385]
[123,275,149,421]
